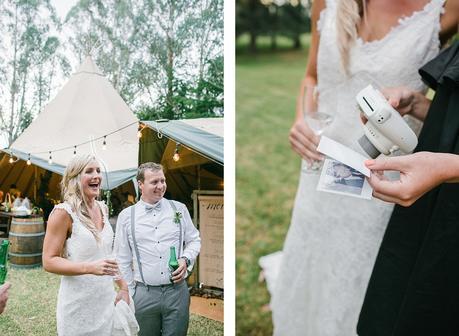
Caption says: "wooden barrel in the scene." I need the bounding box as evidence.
[8,217,45,268]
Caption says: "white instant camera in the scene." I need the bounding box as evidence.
[356,84,418,158]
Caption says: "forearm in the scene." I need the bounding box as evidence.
[43,256,94,276]
[182,207,201,262]
[183,241,201,262]
[118,262,134,287]
[114,213,134,287]
[437,153,459,183]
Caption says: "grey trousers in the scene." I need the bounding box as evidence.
[133,281,190,336]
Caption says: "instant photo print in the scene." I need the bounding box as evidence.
[317,159,373,199]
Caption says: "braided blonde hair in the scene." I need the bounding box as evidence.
[336,0,365,74]
[61,154,102,242]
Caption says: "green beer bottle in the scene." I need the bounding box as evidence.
[168,246,179,282]
[0,240,9,285]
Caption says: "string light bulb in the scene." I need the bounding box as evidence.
[102,136,107,150]
[8,152,19,164]
[48,151,53,165]
[73,146,77,156]
[27,153,31,165]
[173,143,180,162]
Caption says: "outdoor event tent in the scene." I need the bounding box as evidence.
[0,56,139,199]
[139,118,223,208]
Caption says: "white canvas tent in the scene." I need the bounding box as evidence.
[0,56,139,192]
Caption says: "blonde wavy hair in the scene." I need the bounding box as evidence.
[336,0,365,74]
[61,154,102,242]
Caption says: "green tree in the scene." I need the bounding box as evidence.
[0,0,63,145]
[191,56,223,117]
[137,0,198,119]
[236,0,269,52]
[65,0,145,106]
[66,0,223,121]
[278,3,310,49]
[236,0,310,51]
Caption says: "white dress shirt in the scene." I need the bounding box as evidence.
[115,198,201,289]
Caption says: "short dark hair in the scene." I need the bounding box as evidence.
[137,162,164,182]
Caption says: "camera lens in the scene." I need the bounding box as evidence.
[358,135,380,159]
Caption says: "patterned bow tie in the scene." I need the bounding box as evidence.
[145,202,161,213]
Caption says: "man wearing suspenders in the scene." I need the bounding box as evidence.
[115,162,201,336]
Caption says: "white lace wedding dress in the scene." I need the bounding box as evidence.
[54,201,117,336]
[271,1,445,335]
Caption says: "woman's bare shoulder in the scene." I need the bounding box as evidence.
[441,0,459,42]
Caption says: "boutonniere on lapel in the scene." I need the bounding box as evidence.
[174,211,182,224]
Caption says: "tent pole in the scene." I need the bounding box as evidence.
[197,165,201,190]
[34,166,37,201]
[132,177,139,201]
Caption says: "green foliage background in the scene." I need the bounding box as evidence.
[236,35,310,335]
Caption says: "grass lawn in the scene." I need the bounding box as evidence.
[236,37,310,335]
[0,267,223,335]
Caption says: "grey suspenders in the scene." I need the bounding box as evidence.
[130,205,147,284]
[168,199,183,257]
[129,200,184,285]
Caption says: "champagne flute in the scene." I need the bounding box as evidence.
[302,85,334,173]
[104,235,120,280]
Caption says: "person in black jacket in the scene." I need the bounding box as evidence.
[358,41,459,336]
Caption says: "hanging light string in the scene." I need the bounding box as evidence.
[6,120,222,166]
[141,137,222,166]
[7,121,139,158]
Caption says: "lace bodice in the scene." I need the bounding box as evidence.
[54,201,117,336]
[54,201,113,262]
[316,0,444,150]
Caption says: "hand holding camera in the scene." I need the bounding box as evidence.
[356,85,419,158]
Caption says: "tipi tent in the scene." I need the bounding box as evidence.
[0,56,139,197]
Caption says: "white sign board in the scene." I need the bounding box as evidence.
[198,195,223,288]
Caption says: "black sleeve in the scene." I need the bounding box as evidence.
[419,41,459,90]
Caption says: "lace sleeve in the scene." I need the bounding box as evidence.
[51,203,75,222]
[50,202,78,234]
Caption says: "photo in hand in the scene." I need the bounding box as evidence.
[317,159,373,199]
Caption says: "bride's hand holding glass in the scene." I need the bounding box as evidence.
[289,116,322,161]
[289,84,333,173]
[84,258,119,276]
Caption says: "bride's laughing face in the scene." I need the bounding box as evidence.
[81,160,102,200]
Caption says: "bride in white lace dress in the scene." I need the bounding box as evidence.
[271,0,459,335]
[42,154,138,335]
